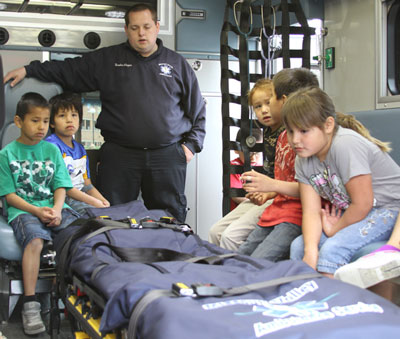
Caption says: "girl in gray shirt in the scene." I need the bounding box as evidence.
[282,87,400,277]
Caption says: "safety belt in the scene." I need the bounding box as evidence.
[89,241,238,280]
[56,217,247,298]
[56,218,132,299]
[127,272,322,338]
[57,217,192,298]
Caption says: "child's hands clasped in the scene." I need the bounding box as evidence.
[36,206,62,227]
[47,209,62,227]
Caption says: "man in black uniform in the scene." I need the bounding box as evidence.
[4,3,206,222]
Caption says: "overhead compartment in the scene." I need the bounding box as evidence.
[0,0,176,52]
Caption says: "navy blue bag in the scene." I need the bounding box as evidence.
[55,201,400,338]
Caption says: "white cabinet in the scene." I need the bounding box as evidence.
[184,59,223,240]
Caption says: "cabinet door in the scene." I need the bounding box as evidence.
[185,94,223,240]
[196,95,223,240]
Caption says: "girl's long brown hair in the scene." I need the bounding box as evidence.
[282,87,391,152]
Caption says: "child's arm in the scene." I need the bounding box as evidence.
[246,192,277,205]
[241,170,300,197]
[300,183,324,270]
[232,197,247,205]
[67,187,108,208]
[83,178,110,207]
[5,193,56,224]
[47,187,66,227]
[321,174,374,237]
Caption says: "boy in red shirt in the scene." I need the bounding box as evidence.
[239,68,319,261]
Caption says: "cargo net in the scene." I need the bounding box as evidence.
[220,0,315,215]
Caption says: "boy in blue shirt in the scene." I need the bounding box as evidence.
[0,92,79,335]
[46,92,109,215]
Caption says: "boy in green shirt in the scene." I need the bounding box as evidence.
[0,92,79,335]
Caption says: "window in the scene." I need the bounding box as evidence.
[272,19,322,85]
[387,1,400,95]
[81,119,90,130]
[376,0,400,108]
[81,99,104,150]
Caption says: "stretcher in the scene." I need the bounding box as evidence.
[52,201,400,339]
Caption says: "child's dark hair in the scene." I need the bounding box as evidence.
[282,86,392,153]
[49,92,83,133]
[16,92,49,120]
[273,68,319,99]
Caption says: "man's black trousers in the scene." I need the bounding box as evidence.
[97,141,188,222]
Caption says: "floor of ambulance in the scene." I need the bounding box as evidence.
[0,299,72,339]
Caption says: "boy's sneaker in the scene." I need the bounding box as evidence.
[334,250,400,288]
[21,301,46,335]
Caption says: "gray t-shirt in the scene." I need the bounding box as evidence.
[295,126,400,210]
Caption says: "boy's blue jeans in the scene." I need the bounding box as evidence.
[10,208,80,250]
[290,208,399,274]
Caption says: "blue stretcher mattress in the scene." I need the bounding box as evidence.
[54,201,400,339]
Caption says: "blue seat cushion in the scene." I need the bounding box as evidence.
[350,241,386,262]
[0,214,22,261]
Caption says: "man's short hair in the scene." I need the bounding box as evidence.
[124,3,158,26]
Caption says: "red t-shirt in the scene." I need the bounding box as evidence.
[258,130,302,227]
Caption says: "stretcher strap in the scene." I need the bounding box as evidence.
[222,272,321,296]
[92,242,194,264]
[71,224,131,260]
[90,242,239,280]
[58,218,192,286]
[128,289,174,338]
[56,218,132,300]
[128,272,322,338]
[185,252,238,264]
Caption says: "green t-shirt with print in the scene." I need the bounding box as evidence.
[0,140,73,223]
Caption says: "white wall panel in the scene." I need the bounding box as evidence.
[324,0,375,113]
[184,59,222,239]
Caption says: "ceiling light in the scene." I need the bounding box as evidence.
[0,3,7,10]
[0,0,113,10]
[105,10,125,19]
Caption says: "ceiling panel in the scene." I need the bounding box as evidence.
[0,0,157,18]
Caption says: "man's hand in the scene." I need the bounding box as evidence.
[182,144,194,163]
[3,67,27,87]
